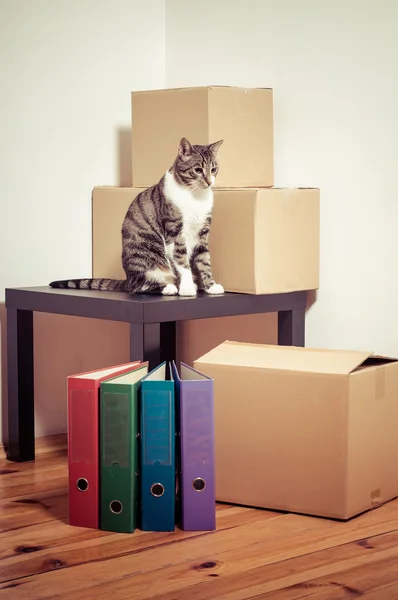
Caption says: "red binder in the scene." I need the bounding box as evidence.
[67,361,143,529]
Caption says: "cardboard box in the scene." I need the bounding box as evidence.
[92,186,142,279]
[210,187,320,294]
[131,86,274,188]
[92,186,319,295]
[194,341,398,520]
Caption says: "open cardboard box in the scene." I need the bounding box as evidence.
[194,341,398,520]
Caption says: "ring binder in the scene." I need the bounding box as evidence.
[99,363,149,533]
[140,362,175,532]
[172,361,216,532]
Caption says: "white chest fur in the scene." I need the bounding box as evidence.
[164,170,213,258]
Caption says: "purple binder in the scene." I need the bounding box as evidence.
[172,362,216,531]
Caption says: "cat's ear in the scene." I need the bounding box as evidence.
[178,137,193,161]
[208,139,224,156]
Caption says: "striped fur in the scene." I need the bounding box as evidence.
[50,138,225,296]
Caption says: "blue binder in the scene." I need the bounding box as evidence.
[140,362,175,531]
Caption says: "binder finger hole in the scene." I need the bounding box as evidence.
[76,478,89,492]
[192,477,206,492]
[151,483,164,497]
[110,500,123,514]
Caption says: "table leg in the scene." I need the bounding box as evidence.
[278,308,305,347]
[130,323,144,363]
[160,322,176,379]
[7,308,35,462]
[130,322,176,371]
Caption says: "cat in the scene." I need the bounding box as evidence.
[49,137,225,297]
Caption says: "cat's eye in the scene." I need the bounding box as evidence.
[194,167,203,175]
[211,167,217,174]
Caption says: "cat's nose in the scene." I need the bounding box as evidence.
[205,177,212,186]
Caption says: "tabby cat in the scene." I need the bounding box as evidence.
[49,137,224,297]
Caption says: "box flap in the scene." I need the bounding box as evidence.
[195,341,374,375]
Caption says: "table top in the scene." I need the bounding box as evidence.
[5,285,307,324]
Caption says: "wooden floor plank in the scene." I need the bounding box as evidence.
[1,447,398,600]
[0,490,69,534]
[255,553,398,599]
[177,532,398,600]
[4,502,398,600]
[0,505,279,583]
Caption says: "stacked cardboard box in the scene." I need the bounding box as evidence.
[92,85,320,295]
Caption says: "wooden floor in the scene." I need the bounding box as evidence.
[1,446,398,599]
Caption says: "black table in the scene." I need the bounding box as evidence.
[5,285,307,462]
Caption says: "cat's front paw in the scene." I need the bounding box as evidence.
[178,281,197,296]
[206,283,224,295]
[162,284,178,296]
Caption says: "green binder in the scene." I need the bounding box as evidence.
[100,363,148,533]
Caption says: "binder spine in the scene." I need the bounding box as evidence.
[141,383,175,531]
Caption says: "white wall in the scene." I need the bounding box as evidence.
[0,0,166,443]
[166,0,398,356]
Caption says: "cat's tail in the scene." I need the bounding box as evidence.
[49,278,128,292]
